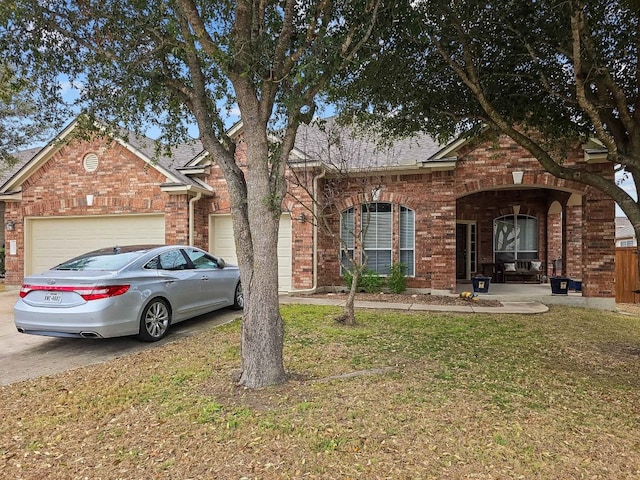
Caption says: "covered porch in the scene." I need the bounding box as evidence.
[455,280,615,310]
[453,177,615,308]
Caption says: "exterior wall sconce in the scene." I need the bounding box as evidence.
[512,171,524,184]
[297,212,306,223]
[5,220,15,231]
[86,194,94,206]
[371,186,381,201]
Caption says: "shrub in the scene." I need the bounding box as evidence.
[360,268,383,293]
[387,263,407,293]
[343,268,383,293]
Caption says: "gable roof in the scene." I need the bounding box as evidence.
[184,117,455,173]
[2,116,491,198]
[0,118,212,199]
[0,147,42,187]
[292,117,445,171]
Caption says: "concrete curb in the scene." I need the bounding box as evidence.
[279,297,549,314]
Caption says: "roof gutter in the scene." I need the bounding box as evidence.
[188,192,202,246]
[290,168,326,294]
[419,158,457,171]
[0,190,23,201]
[160,183,212,196]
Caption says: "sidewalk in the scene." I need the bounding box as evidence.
[280,295,549,314]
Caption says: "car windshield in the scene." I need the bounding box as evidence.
[54,251,144,271]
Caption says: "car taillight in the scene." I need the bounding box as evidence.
[19,284,130,300]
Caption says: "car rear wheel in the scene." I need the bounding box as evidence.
[232,282,244,310]
[138,298,170,342]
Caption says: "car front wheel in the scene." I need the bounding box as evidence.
[138,298,170,342]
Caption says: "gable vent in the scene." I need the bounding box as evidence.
[83,153,99,172]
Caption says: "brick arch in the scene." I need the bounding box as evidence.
[455,170,587,198]
[334,191,420,213]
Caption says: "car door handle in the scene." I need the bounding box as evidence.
[164,280,175,285]
[201,275,209,281]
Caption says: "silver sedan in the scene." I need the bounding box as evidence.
[14,245,243,341]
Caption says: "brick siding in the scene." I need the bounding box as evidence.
[4,131,615,299]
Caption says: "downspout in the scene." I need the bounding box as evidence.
[291,168,325,293]
[188,192,202,246]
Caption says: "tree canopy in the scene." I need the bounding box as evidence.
[338,0,640,226]
[0,61,60,164]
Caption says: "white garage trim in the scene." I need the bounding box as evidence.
[25,214,165,275]
[209,213,292,292]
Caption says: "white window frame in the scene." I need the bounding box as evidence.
[494,214,539,262]
[399,206,415,277]
[362,203,393,275]
[339,203,415,277]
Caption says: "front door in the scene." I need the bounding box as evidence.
[456,223,467,279]
[456,222,477,280]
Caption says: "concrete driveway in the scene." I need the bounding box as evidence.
[0,288,242,386]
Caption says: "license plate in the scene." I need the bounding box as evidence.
[43,292,62,304]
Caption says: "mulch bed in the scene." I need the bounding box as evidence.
[294,291,503,307]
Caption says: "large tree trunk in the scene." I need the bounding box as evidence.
[200,117,287,388]
[236,122,287,388]
[238,259,286,387]
[237,197,286,387]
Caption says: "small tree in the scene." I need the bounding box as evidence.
[289,118,402,325]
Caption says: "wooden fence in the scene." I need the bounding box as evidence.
[616,247,640,303]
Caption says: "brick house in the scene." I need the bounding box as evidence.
[0,117,616,308]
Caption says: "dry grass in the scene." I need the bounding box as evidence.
[1,304,640,479]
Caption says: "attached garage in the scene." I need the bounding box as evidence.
[25,214,165,275]
[209,214,292,292]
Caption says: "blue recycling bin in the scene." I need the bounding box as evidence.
[472,276,491,294]
[569,279,582,292]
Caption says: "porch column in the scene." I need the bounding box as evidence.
[581,185,615,304]
[546,210,562,276]
[565,203,582,279]
[430,171,456,293]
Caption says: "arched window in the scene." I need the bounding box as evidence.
[340,203,415,276]
[494,214,538,262]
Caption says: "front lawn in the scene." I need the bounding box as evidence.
[1,305,639,479]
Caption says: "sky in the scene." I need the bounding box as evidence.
[617,174,637,217]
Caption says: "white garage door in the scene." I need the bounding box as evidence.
[210,214,292,292]
[26,214,165,275]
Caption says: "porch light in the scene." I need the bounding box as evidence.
[297,212,306,223]
[512,171,524,184]
[5,220,15,231]
[371,186,381,201]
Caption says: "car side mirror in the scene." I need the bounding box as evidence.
[217,258,226,269]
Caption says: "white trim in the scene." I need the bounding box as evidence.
[1,119,80,192]
[160,183,212,196]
